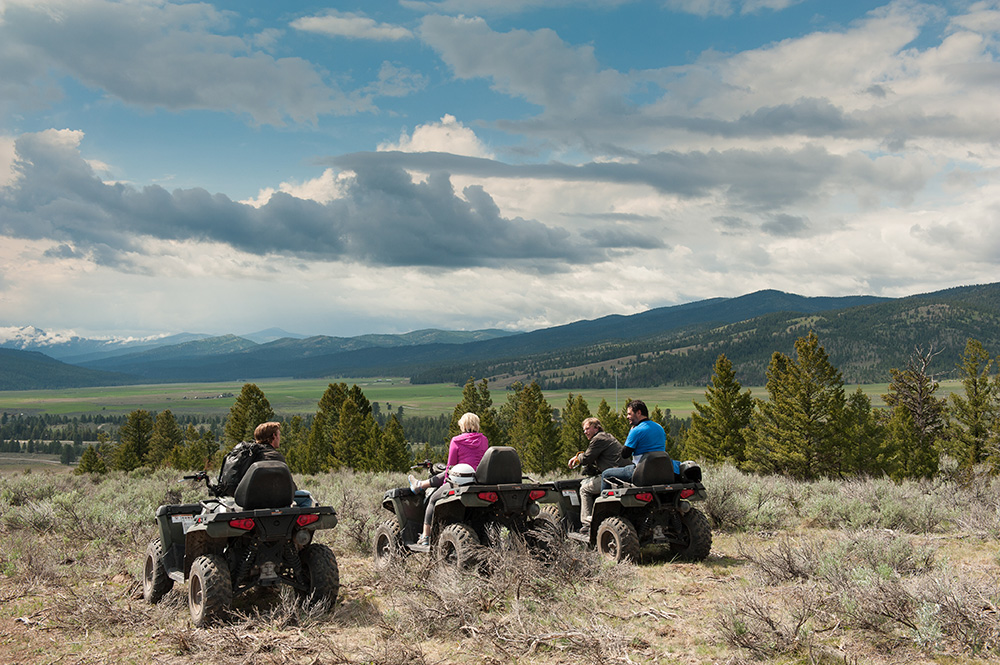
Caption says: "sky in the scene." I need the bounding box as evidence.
[1,0,999,340]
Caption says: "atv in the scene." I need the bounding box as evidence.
[540,451,712,563]
[142,461,340,627]
[373,446,562,569]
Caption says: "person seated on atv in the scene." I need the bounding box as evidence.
[215,421,291,498]
[600,400,665,490]
[568,417,623,535]
[409,412,489,546]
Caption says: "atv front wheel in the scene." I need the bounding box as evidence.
[669,508,712,561]
[188,554,232,627]
[596,516,640,563]
[437,522,481,569]
[301,543,340,606]
[373,519,405,570]
[142,538,173,603]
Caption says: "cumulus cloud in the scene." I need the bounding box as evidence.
[664,0,805,17]
[1,129,598,270]
[378,114,494,158]
[0,0,360,125]
[290,11,413,41]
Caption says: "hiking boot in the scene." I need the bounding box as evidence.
[408,475,423,493]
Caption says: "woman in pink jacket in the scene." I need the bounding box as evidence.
[410,412,489,546]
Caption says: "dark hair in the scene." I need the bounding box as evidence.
[626,399,648,417]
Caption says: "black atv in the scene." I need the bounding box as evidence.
[540,451,711,563]
[142,461,340,626]
[373,446,562,569]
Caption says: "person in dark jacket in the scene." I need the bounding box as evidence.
[568,417,623,535]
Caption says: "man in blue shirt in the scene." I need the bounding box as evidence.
[601,399,665,489]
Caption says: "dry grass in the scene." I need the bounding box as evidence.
[1,466,999,665]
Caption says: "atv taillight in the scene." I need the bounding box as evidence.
[528,490,546,501]
[296,514,320,527]
[636,492,654,502]
[680,489,695,499]
[229,518,255,530]
[478,491,499,502]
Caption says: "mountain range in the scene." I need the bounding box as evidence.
[2,283,998,391]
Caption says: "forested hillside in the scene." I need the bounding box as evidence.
[0,349,133,390]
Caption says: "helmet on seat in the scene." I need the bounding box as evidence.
[450,463,476,485]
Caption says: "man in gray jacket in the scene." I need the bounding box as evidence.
[568,417,624,535]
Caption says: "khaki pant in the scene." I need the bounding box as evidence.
[579,475,603,527]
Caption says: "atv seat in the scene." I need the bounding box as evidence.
[475,446,522,484]
[632,451,675,486]
[234,461,295,510]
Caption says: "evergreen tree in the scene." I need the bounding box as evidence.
[375,414,411,472]
[74,445,106,474]
[280,415,308,472]
[60,443,76,465]
[223,383,275,449]
[557,393,592,466]
[331,395,368,469]
[842,388,887,475]
[146,409,183,468]
[685,354,754,467]
[450,377,504,447]
[298,383,347,474]
[596,398,629,443]
[746,332,849,480]
[114,409,153,471]
[945,338,998,471]
[881,347,946,479]
[500,381,559,473]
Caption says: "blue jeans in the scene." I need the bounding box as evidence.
[601,463,635,491]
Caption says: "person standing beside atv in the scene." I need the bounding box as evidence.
[409,412,490,546]
[568,417,623,535]
[601,400,665,490]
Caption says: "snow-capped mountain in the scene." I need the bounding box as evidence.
[0,326,211,362]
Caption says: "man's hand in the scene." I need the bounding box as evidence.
[568,452,583,469]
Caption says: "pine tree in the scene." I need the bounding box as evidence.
[74,445,106,475]
[557,393,591,466]
[331,396,368,470]
[596,398,629,443]
[114,409,153,471]
[146,409,183,468]
[375,414,411,472]
[882,347,946,479]
[842,388,886,475]
[450,377,504,447]
[500,381,559,473]
[298,383,348,474]
[685,354,753,467]
[223,383,275,449]
[945,339,998,471]
[746,332,849,480]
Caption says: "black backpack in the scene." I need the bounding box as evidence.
[214,441,267,497]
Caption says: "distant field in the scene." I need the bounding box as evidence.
[0,377,961,419]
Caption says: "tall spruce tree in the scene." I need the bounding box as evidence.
[685,354,753,467]
[500,381,559,473]
[146,409,183,468]
[450,377,503,447]
[375,414,411,472]
[596,398,629,443]
[557,393,592,465]
[223,383,274,449]
[945,338,998,471]
[881,347,946,480]
[842,388,886,475]
[114,409,153,471]
[747,332,849,480]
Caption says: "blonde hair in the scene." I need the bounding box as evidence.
[458,412,481,433]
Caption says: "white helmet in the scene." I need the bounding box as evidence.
[450,463,476,486]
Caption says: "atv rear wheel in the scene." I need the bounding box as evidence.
[373,519,405,570]
[142,538,173,604]
[596,516,640,563]
[525,509,564,558]
[669,508,712,561]
[188,554,232,627]
[437,522,481,569]
[301,543,340,606]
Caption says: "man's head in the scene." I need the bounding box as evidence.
[626,399,648,426]
[582,417,603,439]
[254,421,282,448]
